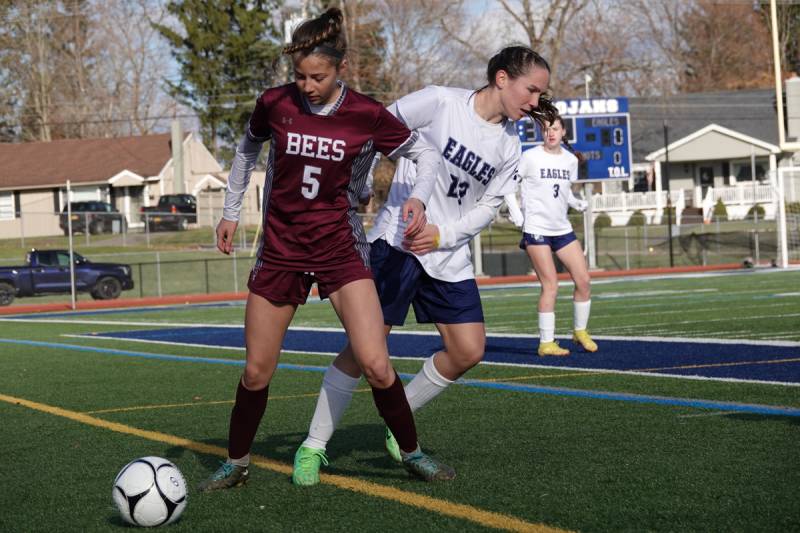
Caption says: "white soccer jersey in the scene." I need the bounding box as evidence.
[368,86,521,282]
[510,145,578,236]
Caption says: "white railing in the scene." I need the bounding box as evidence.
[592,190,667,211]
[714,183,773,205]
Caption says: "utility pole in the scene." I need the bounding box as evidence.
[663,121,674,267]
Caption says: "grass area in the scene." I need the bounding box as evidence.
[1,270,798,531]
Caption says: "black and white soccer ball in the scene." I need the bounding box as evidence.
[112,456,187,527]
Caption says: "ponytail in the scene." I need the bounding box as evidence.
[553,115,585,163]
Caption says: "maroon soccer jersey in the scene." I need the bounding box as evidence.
[248,83,416,271]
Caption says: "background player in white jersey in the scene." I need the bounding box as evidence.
[505,116,597,356]
[292,46,558,485]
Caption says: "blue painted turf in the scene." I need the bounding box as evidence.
[2,337,799,418]
[92,326,800,384]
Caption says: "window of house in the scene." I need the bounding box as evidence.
[0,192,13,221]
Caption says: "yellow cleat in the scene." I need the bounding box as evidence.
[573,329,598,352]
[537,341,570,357]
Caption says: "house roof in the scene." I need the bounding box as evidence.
[645,123,781,162]
[0,133,175,190]
[629,88,780,162]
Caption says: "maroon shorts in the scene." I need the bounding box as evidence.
[247,260,373,305]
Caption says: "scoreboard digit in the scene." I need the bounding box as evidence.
[516,97,632,181]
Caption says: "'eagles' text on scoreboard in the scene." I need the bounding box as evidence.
[517,98,632,181]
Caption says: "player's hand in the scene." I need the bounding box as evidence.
[216,218,238,255]
[402,224,440,255]
[570,199,588,212]
[402,197,426,238]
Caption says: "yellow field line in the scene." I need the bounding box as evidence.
[0,392,568,533]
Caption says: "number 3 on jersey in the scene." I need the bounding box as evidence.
[301,165,321,199]
[553,184,560,198]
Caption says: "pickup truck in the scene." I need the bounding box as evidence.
[140,194,197,231]
[59,201,127,235]
[0,250,134,306]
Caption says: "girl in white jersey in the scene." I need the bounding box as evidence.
[290,46,558,485]
[505,116,598,356]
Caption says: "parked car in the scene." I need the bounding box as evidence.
[140,194,197,231]
[0,249,134,306]
[59,201,127,235]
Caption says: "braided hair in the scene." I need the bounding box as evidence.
[282,7,346,65]
[484,46,559,130]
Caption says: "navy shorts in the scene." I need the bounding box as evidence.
[519,231,577,252]
[370,239,484,326]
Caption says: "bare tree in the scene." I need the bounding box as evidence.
[377,0,478,102]
[0,2,60,141]
[438,0,589,94]
[93,0,176,136]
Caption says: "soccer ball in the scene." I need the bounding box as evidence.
[112,456,187,527]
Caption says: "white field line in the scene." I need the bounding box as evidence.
[481,301,799,322]
[479,266,800,293]
[596,313,800,333]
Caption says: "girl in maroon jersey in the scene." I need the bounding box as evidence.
[198,7,454,492]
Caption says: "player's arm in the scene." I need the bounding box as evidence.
[218,96,271,254]
[504,192,524,227]
[374,97,441,236]
[384,86,444,209]
[358,153,381,205]
[405,150,520,254]
[566,158,587,212]
[566,188,588,212]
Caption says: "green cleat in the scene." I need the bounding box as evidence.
[292,445,329,486]
[385,427,402,463]
[197,461,249,493]
[401,448,456,482]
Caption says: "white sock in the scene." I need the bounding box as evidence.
[539,311,555,342]
[302,364,360,451]
[404,354,454,412]
[228,454,250,467]
[574,300,591,331]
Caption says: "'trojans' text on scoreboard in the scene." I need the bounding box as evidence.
[517,97,633,181]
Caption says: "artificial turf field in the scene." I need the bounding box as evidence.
[1,268,798,532]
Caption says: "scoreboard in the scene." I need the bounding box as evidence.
[516,97,632,181]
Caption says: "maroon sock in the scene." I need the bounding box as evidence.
[228,380,269,460]
[371,372,417,453]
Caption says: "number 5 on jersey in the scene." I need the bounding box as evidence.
[301,165,321,199]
